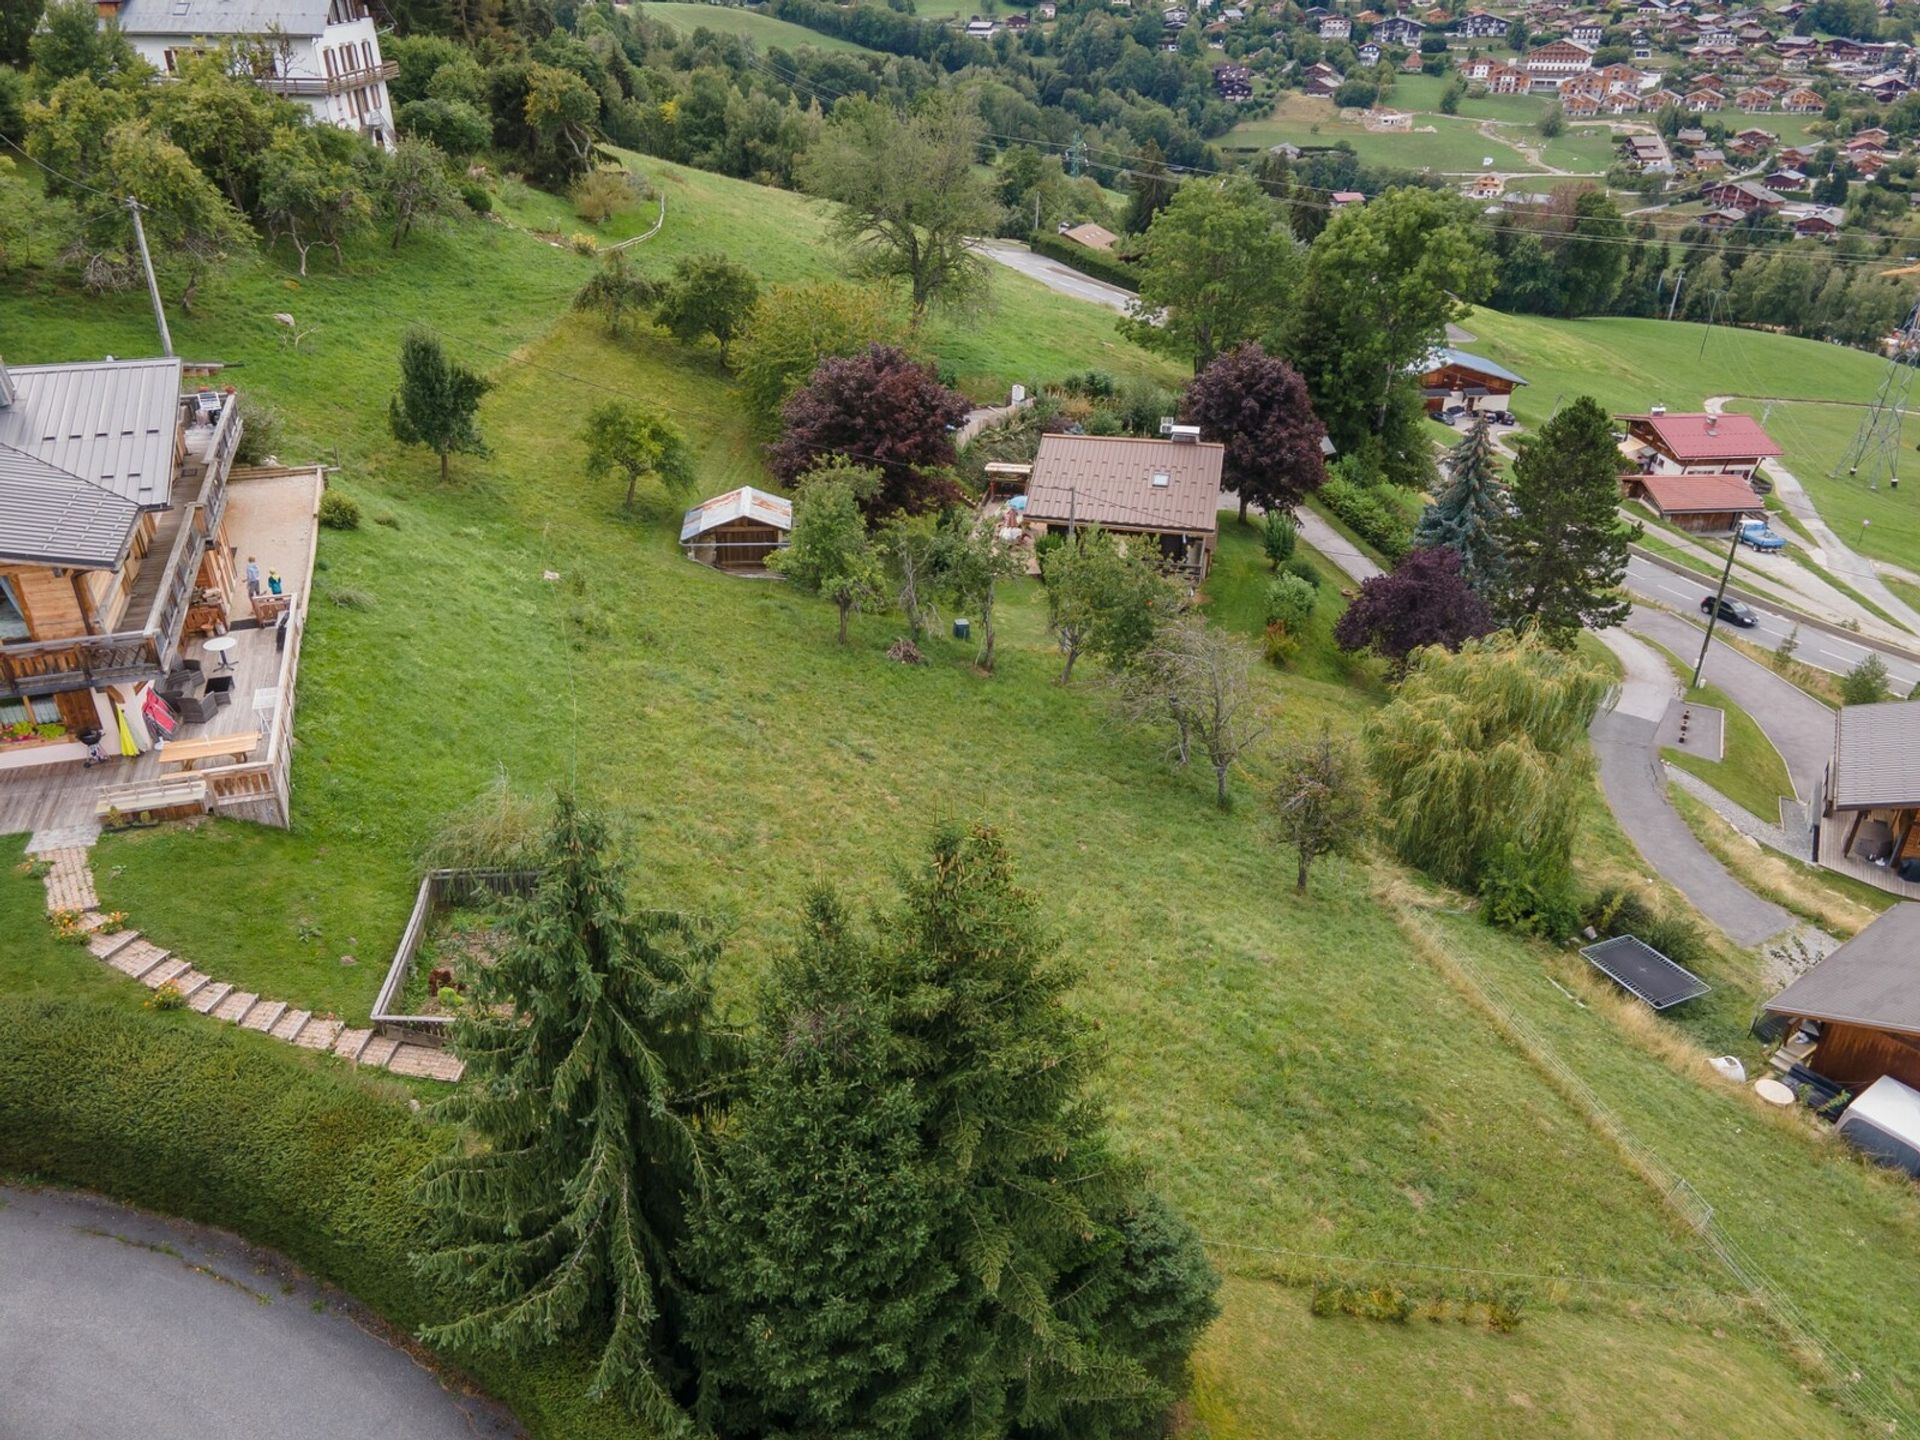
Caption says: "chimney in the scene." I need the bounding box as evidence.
[0,357,14,410]
[1168,423,1201,444]
[1649,402,1667,416]
[94,0,122,18]
[1706,414,1718,435]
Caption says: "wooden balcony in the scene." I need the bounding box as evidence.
[0,401,241,700]
[258,60,398,97]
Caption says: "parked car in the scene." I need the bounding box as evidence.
[1481,408,1516,427]
[1739,519,1786,552]
[1701,594,1759,627]
[1434,405,1469,426]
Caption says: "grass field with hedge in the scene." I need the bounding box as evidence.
[6,151,1920,1438]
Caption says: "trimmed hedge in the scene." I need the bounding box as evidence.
[1027,231,1140,292]
[0,998,641,1440]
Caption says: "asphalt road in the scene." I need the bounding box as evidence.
[975,239,1136,314]
[0,1185,520,1440]
[1623,555,1920,692]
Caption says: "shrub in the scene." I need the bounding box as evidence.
[571,167,640,225]
[1262,509,1297,568]
[1840,652,1891,705]
[458,179,492,215]
[397,97,492,157]
[145,980,186,1011]
[1027,229,1140,291]
[229,391,285,468]
[1318,474,1411,562]
[318,489,361,530]
[1264,572,1318,631]
[1058,369,1116,400]
[1262,621,1301,666]
[1282,555,1321,589]
[567,232,599,256]
[1478,841,1581,940]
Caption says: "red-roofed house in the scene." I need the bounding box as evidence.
[1620,410,1783,481]
[1622,471,1766,532]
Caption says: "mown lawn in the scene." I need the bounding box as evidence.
[637,0,886,52]
[0,838,120,1001]
[4,153,1916,1438]
[1460,310,1920,571]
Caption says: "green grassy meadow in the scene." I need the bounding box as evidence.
[1460,310,1920,570]
[637,0,886,52]
[7,153,1920,1437]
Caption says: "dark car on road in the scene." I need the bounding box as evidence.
[1701,594,1759,628]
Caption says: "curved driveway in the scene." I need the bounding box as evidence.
[0,1185,519,1440]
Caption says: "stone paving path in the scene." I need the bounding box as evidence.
[33,847,463,1083]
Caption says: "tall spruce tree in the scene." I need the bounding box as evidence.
[684,890,996,1440]
[1415,414,1509,596]
[686,824,1218,1440]
[1498,396,1637,647]
[413,795,735,1435]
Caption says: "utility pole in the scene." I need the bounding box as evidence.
[126,197,174,359]
[1691,520,1744,690]
[1666,266,1685,321]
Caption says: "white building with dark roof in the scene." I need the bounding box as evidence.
[101,0,396,147]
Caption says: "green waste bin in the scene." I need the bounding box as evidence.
[953,618,971,641]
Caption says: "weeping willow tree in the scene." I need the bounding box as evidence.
[412,793,736,1435]
[1362,632,1609,892]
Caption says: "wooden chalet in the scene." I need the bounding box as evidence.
[1815,701,1920,896]
[1414,347,1528,414]
[1621,471,1762,533]
[1618,409,1782,480]
[680,486,792,573]
[1763,905,1920,1088]
[0,355,242,747]
[1023,431,1223,580]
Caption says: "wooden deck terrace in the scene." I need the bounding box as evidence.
[0,467,323,850]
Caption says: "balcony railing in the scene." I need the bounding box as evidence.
[258,60,398,97]
[0,403,242,700]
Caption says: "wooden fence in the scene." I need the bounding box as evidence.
[371,869,539,1043]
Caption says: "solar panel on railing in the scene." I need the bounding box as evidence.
[1579,935,1711,1011]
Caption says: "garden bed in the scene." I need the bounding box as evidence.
[369,870,532,1043]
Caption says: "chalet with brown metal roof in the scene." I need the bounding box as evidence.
[1024,431,1223,579]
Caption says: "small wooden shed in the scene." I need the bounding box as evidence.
[680,486,792,574]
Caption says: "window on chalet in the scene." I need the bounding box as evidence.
[0,578,28,643]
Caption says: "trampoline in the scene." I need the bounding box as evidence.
[1579,935,1711,1010]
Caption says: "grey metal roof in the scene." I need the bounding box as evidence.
[1415,347,1530,387]
[680,486,792,542]
[113,0,332,38]
[0,356,182,511]
[0,446,143,569]
[1764,904,1920,1036]
[1829,700,1920,809]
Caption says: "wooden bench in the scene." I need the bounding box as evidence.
[157,730,263,771]
[96,776,209,823]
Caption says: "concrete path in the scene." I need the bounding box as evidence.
[1589,628,1795,947]
[1624,605,1834,808]
[0,1185,519,1440]
[975,239,1136,314]
[1292,506,1384,583]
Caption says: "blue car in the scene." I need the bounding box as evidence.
[1739,519,1786,552]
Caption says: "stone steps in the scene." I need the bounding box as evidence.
[212,990,258,1024]
[40,849,464,1084]
[269,1009,311,1044]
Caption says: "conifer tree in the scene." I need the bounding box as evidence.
[413,795,734,1436]
[389,327,489,484]
[1498,396,1637,647]
[1415,414,1509,595]
[686,824,1218,1440]
[684,890,995,1440]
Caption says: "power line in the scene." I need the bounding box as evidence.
[0,131,127,203]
